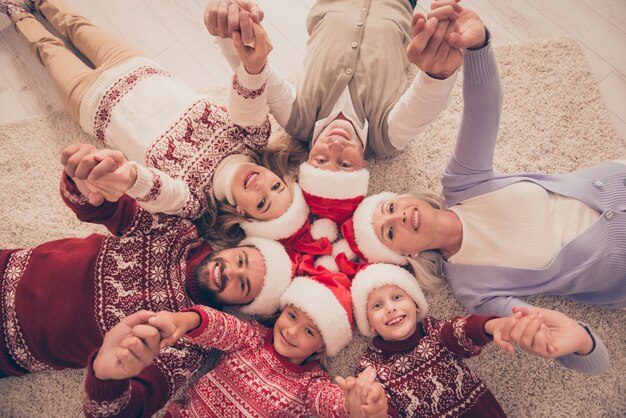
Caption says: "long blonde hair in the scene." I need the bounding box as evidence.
[196,139,309,243]
[398,188,447,292]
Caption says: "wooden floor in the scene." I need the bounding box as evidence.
[1,0,625,145]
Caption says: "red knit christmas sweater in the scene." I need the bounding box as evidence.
[0,174,214,394]
[357,315,507,418]
[84,305,351,418]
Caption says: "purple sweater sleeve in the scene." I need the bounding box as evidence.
[442,37,504,203]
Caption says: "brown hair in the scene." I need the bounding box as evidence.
[196,139,309,243]
[257,306,330,371]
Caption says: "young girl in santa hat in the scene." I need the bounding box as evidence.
[84,273,388,417]
[350,263,605,418]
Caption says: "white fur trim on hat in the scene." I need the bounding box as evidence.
[332,239,356,260]
[239,237,293,315]
[280,277,352,356]
[298,162,369,199]
[314,255,339,272]
[351,264,429,337]
[239,184,309,240]
[310,218,338,242]
[352,192,407,265]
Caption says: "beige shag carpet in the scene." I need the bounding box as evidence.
[1,38,625,418]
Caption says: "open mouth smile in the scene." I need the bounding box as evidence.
[244,171,259,189]
[411,208,420,232]
[385,315,406,326]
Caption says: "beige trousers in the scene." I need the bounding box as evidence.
[14,0,142,122]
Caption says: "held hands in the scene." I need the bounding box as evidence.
[148,310,202,349]
[204,0,264,39]
[486,307,595,359]
[407,0,486,79]
[336,367,389,418]
[61,143,137,205]
[233,11,273,75]
[92,310,160,380]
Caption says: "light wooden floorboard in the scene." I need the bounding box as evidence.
[0,0,624,145]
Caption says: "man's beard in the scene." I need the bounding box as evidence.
[194,254,225,310]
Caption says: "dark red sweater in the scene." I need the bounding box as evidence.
[0,175,213,381]
[357,315,507,418]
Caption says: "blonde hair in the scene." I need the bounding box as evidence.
[398,188,447,292]
[196,140,309,243]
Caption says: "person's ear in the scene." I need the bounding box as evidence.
[235,205,246,217]
[317,342,326,353]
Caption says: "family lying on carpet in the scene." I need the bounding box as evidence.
[1,0,624,416]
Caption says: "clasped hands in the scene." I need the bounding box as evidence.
[61,143,136,206]
[487,306,595,358]
[92,310,199,381]
[407,0,486,79]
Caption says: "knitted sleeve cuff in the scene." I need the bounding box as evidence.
[235,63,268,93]
[125,163,154,200]
[462,29,498,85]
[463,315,499,347]
[84,350,133,414]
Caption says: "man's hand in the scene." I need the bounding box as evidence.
[506,307,595,358]
[204,0,264,43]
[92,310,160,380]
[232,11,272,74]
[61,143,107,205]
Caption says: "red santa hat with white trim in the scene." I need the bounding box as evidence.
[341,191,408,265]
[279,272,354,356]
[298,162,369,226]
[238,237,296,315]
[351,263,429,337]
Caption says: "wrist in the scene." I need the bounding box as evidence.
[574,323,595,355]
[183,311,202,334]
[127,162,139,191]
[244,61,266,76]
[468,27,489,50]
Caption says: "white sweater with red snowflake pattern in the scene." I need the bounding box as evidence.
[78,57,271,219]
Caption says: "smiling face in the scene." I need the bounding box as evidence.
[371,196,439,256]
[366,285,418,341]
[196,246,266,306]
[308,117,365,172]
[231,163,294,221]
[273,304,325,365]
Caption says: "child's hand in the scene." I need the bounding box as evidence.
[337,367,385,418]
[148,311,201,349]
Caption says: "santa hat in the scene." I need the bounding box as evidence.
[351,263,429,337]
[342,192,407,265]
[238,237,295,315]
[313,238,357,273]
[298,162,368,224]
[280,273,353,356]
[239,183,309,241]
